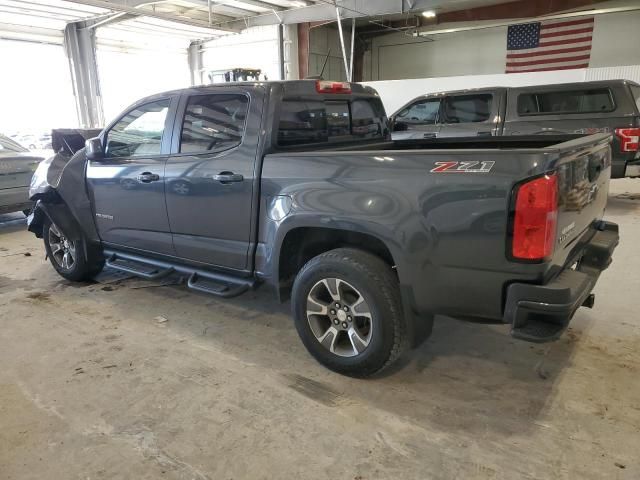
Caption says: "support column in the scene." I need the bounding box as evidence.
[297,22,310,79]
[63,22,104,128]
[283,24,299,80]
[188,41,204,85]
[277,23,285,80]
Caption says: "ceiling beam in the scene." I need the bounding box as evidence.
[182,0,262,16]
[64,0,240,32]
[220,0,286,10]
[437,0,602,23]
[215,0,510,29]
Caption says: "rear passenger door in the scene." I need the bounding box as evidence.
[438,92,497,137]
[391,98,441,140]
[164,89,262,271]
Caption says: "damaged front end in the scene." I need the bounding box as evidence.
[28,128,102,245]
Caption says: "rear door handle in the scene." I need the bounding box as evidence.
[423,133,437,138]
[137,172,160,183]
[213,172,244,184]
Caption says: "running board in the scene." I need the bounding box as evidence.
[106,255,174,280]
[187,273,249,298]
[103,249,255,299]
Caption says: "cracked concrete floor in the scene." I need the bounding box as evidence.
[1,180,639,480]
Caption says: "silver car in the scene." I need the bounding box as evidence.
[0,134,42,215]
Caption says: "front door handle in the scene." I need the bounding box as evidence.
[423,133,437,139]
[213,172,244,184]
[137,172,160,183]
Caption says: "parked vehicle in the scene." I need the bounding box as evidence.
[0,134,42,215]
[27,80,618,377]
[390,80,640,179]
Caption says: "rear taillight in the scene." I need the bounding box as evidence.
[315,80,352,94]
[512,174,558,261]
[615,127,640,152]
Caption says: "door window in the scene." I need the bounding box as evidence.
[395,99,440,125]
[105,99,170,158]
[442,94,492,123]
[517,88,615,115]
[179,94,249,153]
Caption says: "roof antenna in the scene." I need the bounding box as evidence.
[306,48,331,80]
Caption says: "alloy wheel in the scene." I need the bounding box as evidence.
[48,223,76,271]
[306,278,373,357]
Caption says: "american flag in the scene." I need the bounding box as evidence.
[506,17,594,73]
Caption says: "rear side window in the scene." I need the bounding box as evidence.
[180,94,248,154]
[630,85,640,113]
[517,88,615,115]
[442,94,492,123]
[395,99,440,125]
[277,98,385,147]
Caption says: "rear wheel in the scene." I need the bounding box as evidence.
[43,219,103,282]
[292,248,408,377]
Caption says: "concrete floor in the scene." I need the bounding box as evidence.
[1,180,639,480]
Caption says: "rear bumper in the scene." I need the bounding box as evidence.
[503,221,619,343]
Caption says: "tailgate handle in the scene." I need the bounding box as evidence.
[588,156,603,182]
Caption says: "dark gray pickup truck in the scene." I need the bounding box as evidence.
[390,80,640,179]
[28,80,619,377]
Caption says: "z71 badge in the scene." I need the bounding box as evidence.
[430,161,495,173]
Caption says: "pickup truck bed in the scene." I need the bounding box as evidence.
[27,80,619,377]
[259,132,614,326]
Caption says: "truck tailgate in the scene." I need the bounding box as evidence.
[547,133,612,269]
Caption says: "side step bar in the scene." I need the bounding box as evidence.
[106,255,174,280]
[103,249,255,299]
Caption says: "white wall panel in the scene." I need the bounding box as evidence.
[585,65,640,83]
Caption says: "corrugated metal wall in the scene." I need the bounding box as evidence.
[585,65,640,84]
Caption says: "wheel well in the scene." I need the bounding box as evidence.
[278,227,395,301]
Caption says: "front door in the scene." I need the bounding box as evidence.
[392,98,441,140]
[165,90,260,271]
[86,97,175,255]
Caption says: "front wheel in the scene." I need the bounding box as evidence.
[43,219,103,282]
[292,248,408,377]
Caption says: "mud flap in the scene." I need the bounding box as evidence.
[400,284,434,348]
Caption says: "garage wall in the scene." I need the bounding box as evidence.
[308,25,348,81]
[363,9,640,81]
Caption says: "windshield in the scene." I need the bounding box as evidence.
[0,134,28,153]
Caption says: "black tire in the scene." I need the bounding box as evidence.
[292,248,408,377]
[43,218,104,282]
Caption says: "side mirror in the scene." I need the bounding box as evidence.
[392,120,408,132]
[85,137,104,161]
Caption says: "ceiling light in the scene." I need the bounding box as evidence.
[422,10,436,18]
